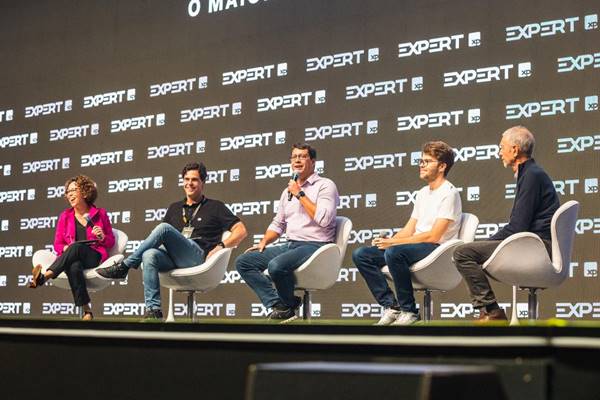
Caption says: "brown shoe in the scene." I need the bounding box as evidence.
[28,265,44,288]
[82,311,94,321]
[477,308,508,323]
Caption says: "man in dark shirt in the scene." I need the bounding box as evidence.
[453,126,559,321]
[97,162,247,319]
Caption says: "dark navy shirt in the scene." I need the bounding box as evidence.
[490,159,559,241]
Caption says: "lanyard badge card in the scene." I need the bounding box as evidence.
[182,203,202,239]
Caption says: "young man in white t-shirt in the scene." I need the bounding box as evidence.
[352,141,462,325]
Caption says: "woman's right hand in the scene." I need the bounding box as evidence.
[63,245,69,251]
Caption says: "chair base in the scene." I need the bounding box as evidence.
[418,289,433,322]
[165,289,197,323]
[301,291,311,321]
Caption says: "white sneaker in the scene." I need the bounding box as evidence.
[391,311,421,326]
[374,308,402,325]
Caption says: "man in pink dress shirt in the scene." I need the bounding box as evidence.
[236,143,339,322]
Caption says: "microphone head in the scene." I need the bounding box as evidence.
[292,172,299,181]
[83,213,93,226]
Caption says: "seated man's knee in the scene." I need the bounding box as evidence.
[352,247,368,265]
[383,246,408,265]
[452,244,473,264]
[141,248,164,268]
[235,253,258,274]
[267,259,287,279]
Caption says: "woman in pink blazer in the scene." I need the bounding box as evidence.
[29,175,115,320]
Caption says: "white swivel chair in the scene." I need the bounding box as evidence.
[381,213,479,321]
[160,233,232,322]
[31,229,129,314]
[293,216,352,320]
[483,200,579,321]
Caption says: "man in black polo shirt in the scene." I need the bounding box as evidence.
[97,162,247,319]
[453,126,559,322]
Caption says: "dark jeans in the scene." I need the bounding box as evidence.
[352,243,439,314]
[235,241,327,309]
[453,239,552,308]
[48,243,101,306]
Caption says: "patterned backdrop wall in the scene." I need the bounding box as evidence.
[0,0,598,320]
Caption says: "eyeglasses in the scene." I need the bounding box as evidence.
[290,154,310,161]
[65,189,79,195]
[417,159,439,167]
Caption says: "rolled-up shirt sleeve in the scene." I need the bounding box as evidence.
[267,189,288,235]
[314,180,339,228]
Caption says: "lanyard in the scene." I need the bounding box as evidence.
[182,197,204,227]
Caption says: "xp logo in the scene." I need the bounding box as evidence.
[444,63,530,87]
[0,132,38,148]
[111,113,165,133]
[0,275,6,286]
[25,99,72,118]
[150,77,206,97]
[467,186,480,202]
[569,262,598,278]
[557,134,600,153]
[23,158,69,174]
[585,178,599,194]
[338,193,377,209]
[222,63,287,85]
[506,17,579,42]
[398,32,481,58]
[0,164,10,176]
[306,48,378,72]
[397,109,480,131]
[148,141,205,159]
[0,109,13,122]
[557,52,600,73]
[107,176,163,193]
[556,302,600,318]
[257,90,326,112]
[585,95,599,111]
[220,131,285,151]
[81,150,133,167]
[49,123,99,141]
[0,303,31,315]
[83,88,135,108]
[585,14,599,30]
[1,220,8,231]
[344,153,407,172]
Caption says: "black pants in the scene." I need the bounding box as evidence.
[48,243,101,306]
[453,239,552,309]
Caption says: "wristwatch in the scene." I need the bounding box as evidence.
[295,191,306,200]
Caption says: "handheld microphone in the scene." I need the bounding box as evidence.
[288,172,299,201]
[83,213,94,227]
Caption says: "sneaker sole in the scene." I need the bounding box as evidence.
[279,315,298,325]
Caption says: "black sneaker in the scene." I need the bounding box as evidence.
[143,309,163,321]
[268,307,297,323]
[96,260,129,279]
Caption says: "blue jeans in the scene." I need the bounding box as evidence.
[235,241,326,308]
[124,223,205,310]
[352,243,438,314]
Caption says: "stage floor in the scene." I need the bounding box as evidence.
[2,318,600,400]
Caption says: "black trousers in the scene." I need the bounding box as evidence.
[48,243,101,306]
[453,239,552,309]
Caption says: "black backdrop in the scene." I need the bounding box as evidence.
[0,0,598,320]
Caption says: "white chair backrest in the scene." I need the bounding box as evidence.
[334,216,353,260]
[458,213,479,243]
[108,228,129,256]
[551,200,579,275]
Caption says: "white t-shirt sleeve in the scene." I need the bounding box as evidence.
[435,191,461,221]
[410,189,422,220]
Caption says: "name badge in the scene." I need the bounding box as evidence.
[181,226,194,239]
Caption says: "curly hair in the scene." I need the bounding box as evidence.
[422,141,455,177]
[64,175,98,205]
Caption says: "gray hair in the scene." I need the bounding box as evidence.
[502,125,535,157]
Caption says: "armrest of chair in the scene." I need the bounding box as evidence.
[410,239,463,273]
[294,244,341,290]
[168,247,233,278]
